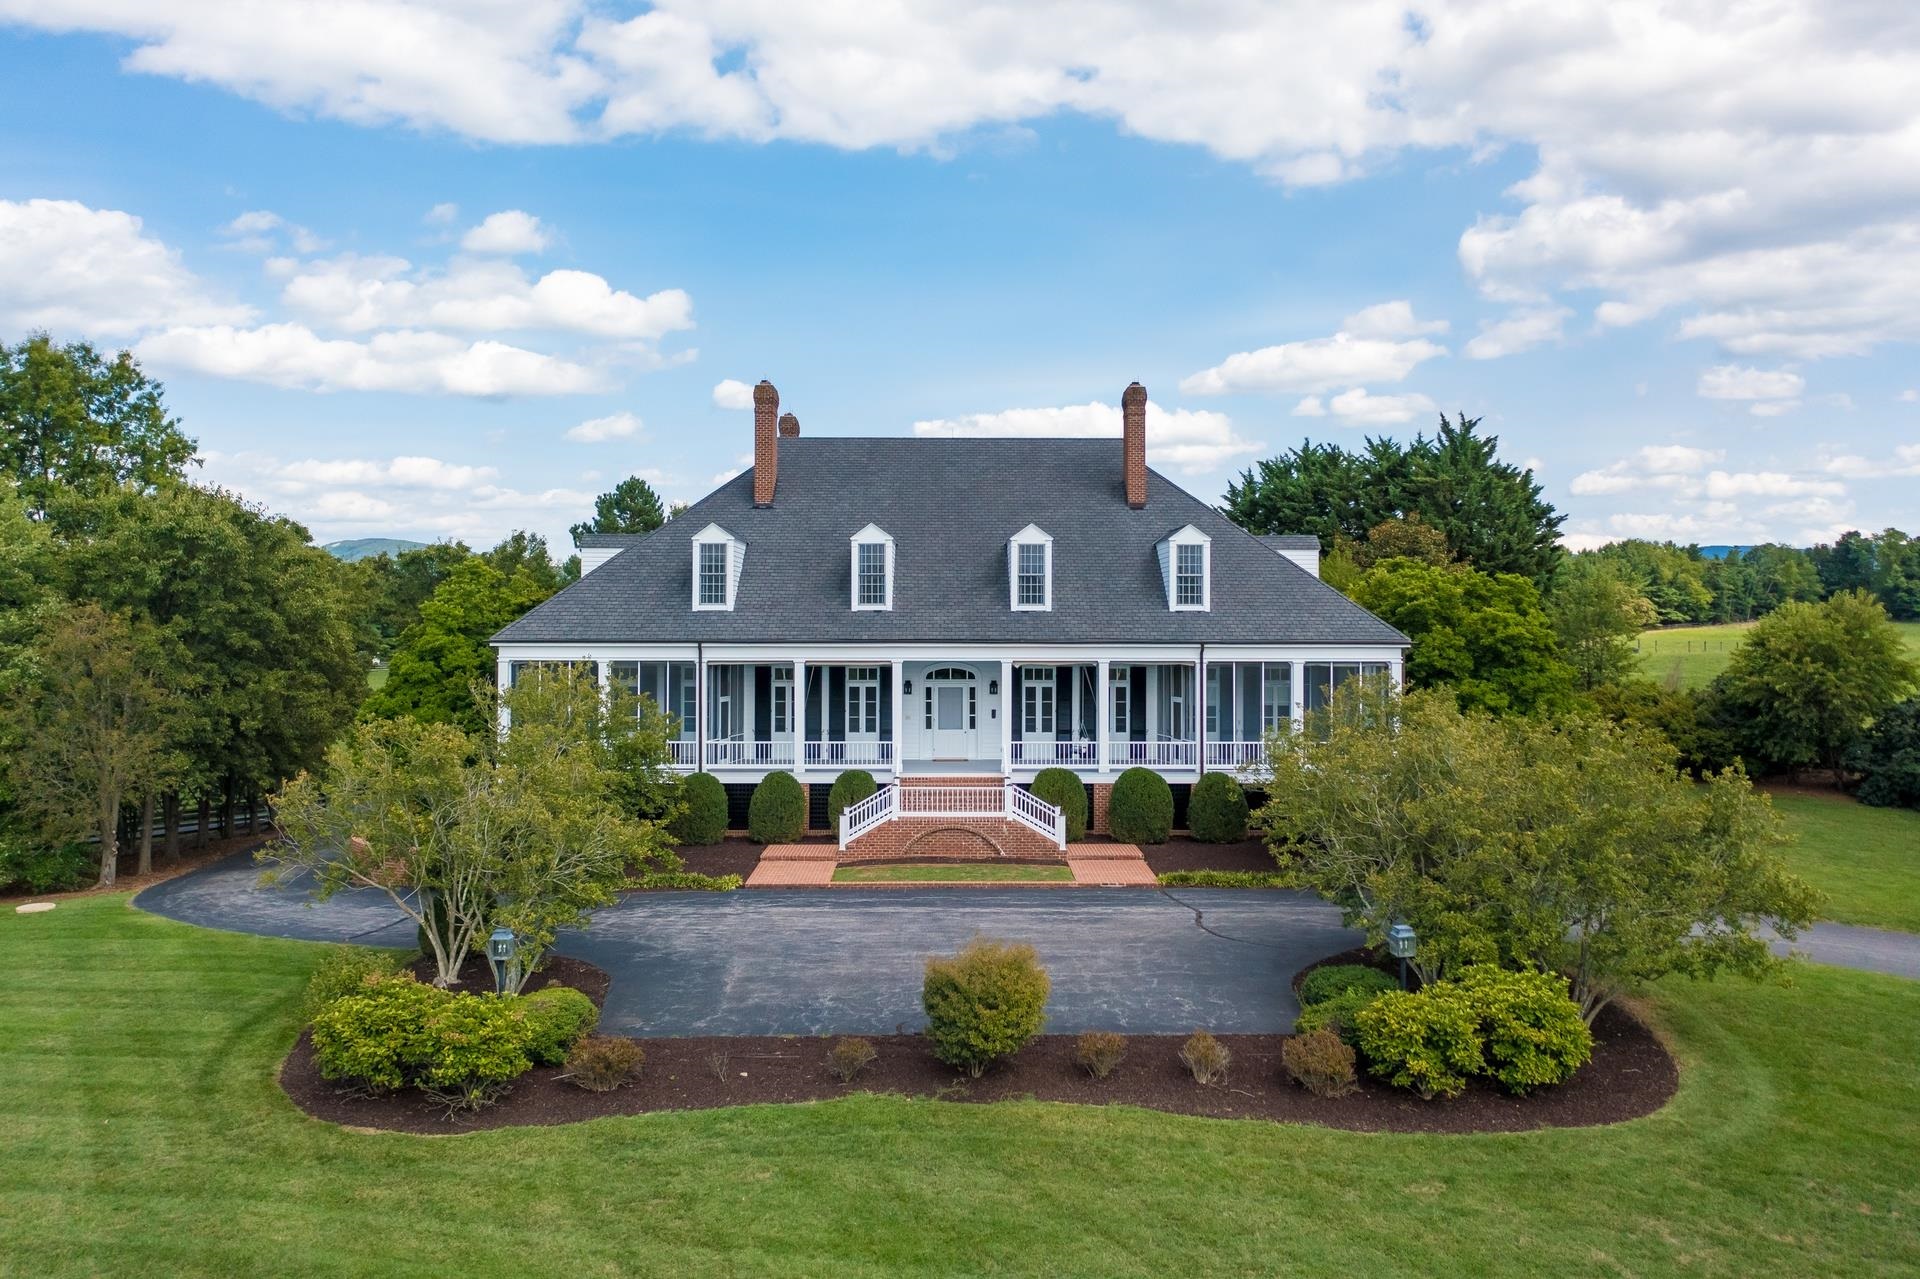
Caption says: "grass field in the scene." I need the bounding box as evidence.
[831,863,1073,883]
[1638,620,1920,689]
[4,895,1919,1276]
[1773,792,1920,933]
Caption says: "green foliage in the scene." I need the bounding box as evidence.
[1847,699,1920,809]
[0,336,195,517]
[351,542,471,660]
[1292,987,1383,1047]
[1156,870,1290,888]
[563,1035,643,1091]
[1187,772,1249,842]
[1299,964,1399,1008]
[1029,768,1088,842]
[1259,683,1822,1019]
[1281,1028,1358,1098]
[1589,679,1739,776]
[921,938,1050,1077]
[1711,591,1920,775]
[1351,558,1575,716]
[1581,540,1715,624]
[1107,767,1173,844]
[1456,967,1593,1095]
[570,475,667,542]
[671,772,731,844]
[1550,558,1658,690]
[630,870,742,891]
[747,770,805,844]
[480,530,568,595]
[308,973,451,1094]
[1179,1030,1230,1085]
[826,1037,878,1083]
[1353,984,1485,1099]
[0,837,93,894]
[521,986,600,1066]
[299,946,405,1023]
[827,769,878,831]
[1349,514,1451,569]
[410,991,538,1108]
[1224,416,1562,582]
[1072,1030,1128,1079]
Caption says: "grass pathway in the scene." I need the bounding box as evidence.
[4,894,1919,1276]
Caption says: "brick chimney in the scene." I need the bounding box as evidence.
[753,380,778,506]
[778,412,799,438]
[1122,381,1148,508]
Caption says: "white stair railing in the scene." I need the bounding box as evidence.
[1005,783,1067,850]
[837,781,1067,851]
[839,786,898,849]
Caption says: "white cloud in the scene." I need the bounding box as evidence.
[1337,300,1448,340]
[1638,445,1723,474]
[564,410,643,443]
[278,253,694,340]
[911,400,1259,473]
[135,323,606,395]
[711,377,754,409]
[1558,531,1620,552]
[1899,389,1918,403]
[1182,303,1448,395]
[424,202,459,225]
[1291,396,1326,418]
[1321,388,1438,426]
[0,197,252,336]
[1747,400,1800,418]
[1825,444,1920,478]
[1697,365,1805,401]
[1463,307,1570,360]
[460,210,552,255]
[1702,470,1843,500]
[219,208,325,254]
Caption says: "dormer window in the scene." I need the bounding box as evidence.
[1008,524,1053,611]
[691,523,743,610]
[1160,525,1210,611]
[850,524,894,611]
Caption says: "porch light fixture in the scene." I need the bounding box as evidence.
[1385,922,1417,989]
[903,679,912,694]
[487,927,520,994]
[988,678,999,694]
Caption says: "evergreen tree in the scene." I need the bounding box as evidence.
[570,475,667,543]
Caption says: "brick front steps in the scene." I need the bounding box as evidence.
[743,842,1156,888]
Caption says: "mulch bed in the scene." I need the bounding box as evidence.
[1141,837,1276,876]
[661,840,765,882]
[405,952,613,1005]
[281,956,1678,1137]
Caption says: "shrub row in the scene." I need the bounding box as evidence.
[1156,870,1289,888]
[630,871,743,891]
[1354,966,1593,1099]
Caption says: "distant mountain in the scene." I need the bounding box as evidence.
[322,537,428,562]
[1697,545,1755,560]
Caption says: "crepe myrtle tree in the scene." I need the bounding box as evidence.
[268,667,679,989]
[1257,683,1822,1022]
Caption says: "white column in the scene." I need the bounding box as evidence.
[1291,660,1306,732]
[1194,652,1206,773]
[889,658,904,773]
[495,656,513,736]
[792,657,807,775]
[1095,659,1110,775]
[1000,659,1015,774]
[696,660,709,769]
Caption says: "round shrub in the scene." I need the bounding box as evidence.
[747,770,805,844]
[414,994,536,1107]
[1293,986,1382,1047]
[300,945,405,1023]
[1188,772,1249,843]
[1353,984,1485,1100]
[1107,767,1173,844]
[922,938,1050,1077]
[827,769,878,830]
[1282,1027,1358,1098]
[1029,768,1088,842]
[310,973,450,1093]
[1299,963,1399,1008]
[522,985,600,1065]
[670,772,730,845]
[1456,966,1593,1095]
[564,1035,643,1092]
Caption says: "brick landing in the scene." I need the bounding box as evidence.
[1066,848,1158,886]
[742,842,1158,888]
[744,844,836,887]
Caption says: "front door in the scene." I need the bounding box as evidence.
[923,667,979,760]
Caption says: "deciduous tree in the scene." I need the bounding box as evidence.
[1549,558,1657,690]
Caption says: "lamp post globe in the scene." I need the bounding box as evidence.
[487,927,518,994]
[1385,922,1417,988]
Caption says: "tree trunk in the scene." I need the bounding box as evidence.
[220,776,235,841]
[162,793,181,865]
[195,793,211,850]
[137,794,155,877]
[97,788,121,887]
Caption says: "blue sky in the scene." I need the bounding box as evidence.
[2,4,1916,554]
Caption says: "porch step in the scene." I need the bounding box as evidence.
[841,815,1063,861]
[896,774,1005,786]
[758,844,837,862]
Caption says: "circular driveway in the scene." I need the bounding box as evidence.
[135,851,1361,1035]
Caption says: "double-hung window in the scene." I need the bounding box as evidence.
[1017,543,1047,607]
[1007,525,1053,611]
[1022,667,1056,736]
[850,524,893,610]
[691,524,741,610]
[698,543,728,605]
[1175,544,1205,607]
[846,667,880,736]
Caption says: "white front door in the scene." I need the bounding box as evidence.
[923,667,979,760]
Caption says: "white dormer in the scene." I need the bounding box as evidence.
[691,523,744,611]
[1008,523,1053,611]
[1158,525,1211,611]
[850,523,894,611]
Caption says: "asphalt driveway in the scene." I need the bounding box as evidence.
[134,851,1358,1034]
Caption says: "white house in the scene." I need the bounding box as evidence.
[493,381,1406,847]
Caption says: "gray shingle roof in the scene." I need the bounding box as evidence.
[496,437,1406,646]
[573,532,652,550]
[1259,534,1321,551]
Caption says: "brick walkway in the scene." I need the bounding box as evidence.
[744,844,837,888]
[1065,844,1158,886]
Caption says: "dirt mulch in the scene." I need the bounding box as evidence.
[660,840,765,882]
[404,952,612,1006]
[1142,837,1277,876]
[280,979,1676,1137]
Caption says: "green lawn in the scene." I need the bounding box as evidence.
[1638,620,1920,689]
[367,664,389,691]
[832,863,1073,883]
[1773,792,1920,933]
[4,896,1920,1276]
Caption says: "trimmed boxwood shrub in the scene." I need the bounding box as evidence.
[1299,963,1399,1008]
[1292,986,1381,1047]
[522,986,599,1065]
[922,938,1050,1076]
[670,772,730,845]
[300,945,406,1023]
[309,973,446,1093]
[747,770,805,843]
[1029,768,1088,842]
[1353,984,1486,1100]
[1456,966,1593,1095]
[827,769,878,830]
[1187,772,1249,842]
[1107,767,1173,844]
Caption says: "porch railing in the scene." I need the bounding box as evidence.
[1107,739,1197,768]
[704,737,796,768]
[1010,739,1098,767]
[839,786,897,847]
[1203,741,1270,774]
[805,740,894,768]
[838,782,1065,850]
[668,739,698,769]
[1005,782,1068,846]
